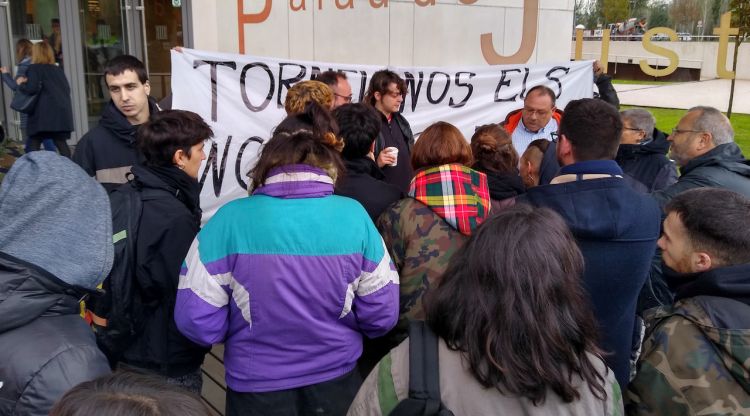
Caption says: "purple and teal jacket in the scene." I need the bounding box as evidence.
[174,165,400,393]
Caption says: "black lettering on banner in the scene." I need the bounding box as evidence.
[494,68,521,102]
[235,136,265,190]
[277,63,307,108]
[518,68,531,100]
[546,66,570,98]
[403,72,424,112]
[193,60,237,122]
[357,70,368,103]
[426,71,450,104]
[240,63,274,112]
[309,66,323,80]
[199,136,232,197]
[449,71,475,108]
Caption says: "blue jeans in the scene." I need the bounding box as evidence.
[23,130,56,153]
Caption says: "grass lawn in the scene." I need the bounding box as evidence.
[621,105,750,156]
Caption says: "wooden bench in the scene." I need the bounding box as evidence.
[201,345,226,415]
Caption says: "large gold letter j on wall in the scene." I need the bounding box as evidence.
[481,0,538,64]
[238,0,272,54]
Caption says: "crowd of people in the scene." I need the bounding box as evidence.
[1,49,750,416]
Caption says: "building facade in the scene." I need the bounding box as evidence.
[1,0,574,142]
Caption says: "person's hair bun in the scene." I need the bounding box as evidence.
[322,131,345,152]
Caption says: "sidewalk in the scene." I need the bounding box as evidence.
[615,79,750,114]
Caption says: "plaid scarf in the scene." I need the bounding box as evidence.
[408,164,491,236]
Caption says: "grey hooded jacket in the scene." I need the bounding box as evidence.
[0,152,114,415]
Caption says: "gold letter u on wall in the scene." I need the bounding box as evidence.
[481,0,538,65]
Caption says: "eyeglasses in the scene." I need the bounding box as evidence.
[523,108,551,117]
[550,132,559,142]
[623,127,643,132]
[334,93,353,103]
[671,128,704,136]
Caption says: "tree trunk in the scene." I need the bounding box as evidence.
[727,37,742,119]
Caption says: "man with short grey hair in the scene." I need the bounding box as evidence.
[652,106,750,208]
[616,108,677,192]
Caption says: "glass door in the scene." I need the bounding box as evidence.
[80,0,184,129]
[80,0,127,129]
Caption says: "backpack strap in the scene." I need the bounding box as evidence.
[407,321,442,414]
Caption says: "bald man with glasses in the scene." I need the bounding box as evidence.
[652,106,750,209]
[502,85,563,155]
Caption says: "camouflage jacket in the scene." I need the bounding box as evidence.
[626,296,750,415]
[376,198,468,347]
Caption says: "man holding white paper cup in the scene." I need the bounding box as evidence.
[364,70,414,193]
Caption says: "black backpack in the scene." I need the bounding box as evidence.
[389,321,454,416]
[88,179,153,364]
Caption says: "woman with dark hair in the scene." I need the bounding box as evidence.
[174,102,399,416]
[471,123,525,209]
[350,204,622,415]
[15,41,72,156]
[101,110,213,393]
[0,39,56,152]
[50,371,211,416]
[375,121,490,354]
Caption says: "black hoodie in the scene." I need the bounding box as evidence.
[73,98,160,192]
[335,157,404,223]
[616,128,678,193]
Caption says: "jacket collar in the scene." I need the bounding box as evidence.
[252,164,334,199]
[667,263,750,307]
[344,157,385,180]
[552,160,623,184]
[0,252,90,334]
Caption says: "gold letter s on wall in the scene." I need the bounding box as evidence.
[238,0,272,54]
[481,0,538,65]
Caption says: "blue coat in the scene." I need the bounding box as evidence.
[519,160,661,389]
[17,64,73,137]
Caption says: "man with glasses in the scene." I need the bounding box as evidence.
[652,106,750,209]
[364,70,414,193]
[316,70,353,109]
[616,108,677,193]
[502,85,563,155]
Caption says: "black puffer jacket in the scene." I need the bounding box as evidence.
[73,98,159,191]
[616,128,678,193]
[119,165,209,377]
[0,252,111,416]
[652,142,750,209]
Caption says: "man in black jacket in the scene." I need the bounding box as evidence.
[333,103,403,223]
[0,152,112,416]
[617,108,677,193]
[365,70,415,193]
[74,55,159,192]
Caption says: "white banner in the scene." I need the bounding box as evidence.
[171,48,594,220]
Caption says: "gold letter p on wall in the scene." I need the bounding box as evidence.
[481,0,538,65]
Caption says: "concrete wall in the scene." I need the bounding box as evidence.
[190,0,575,66]
[573,40,750,80]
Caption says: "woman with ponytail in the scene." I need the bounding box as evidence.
[470,123,525,209]
[174,102,400,416]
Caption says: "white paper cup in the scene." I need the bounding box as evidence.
[385,146,398,166]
